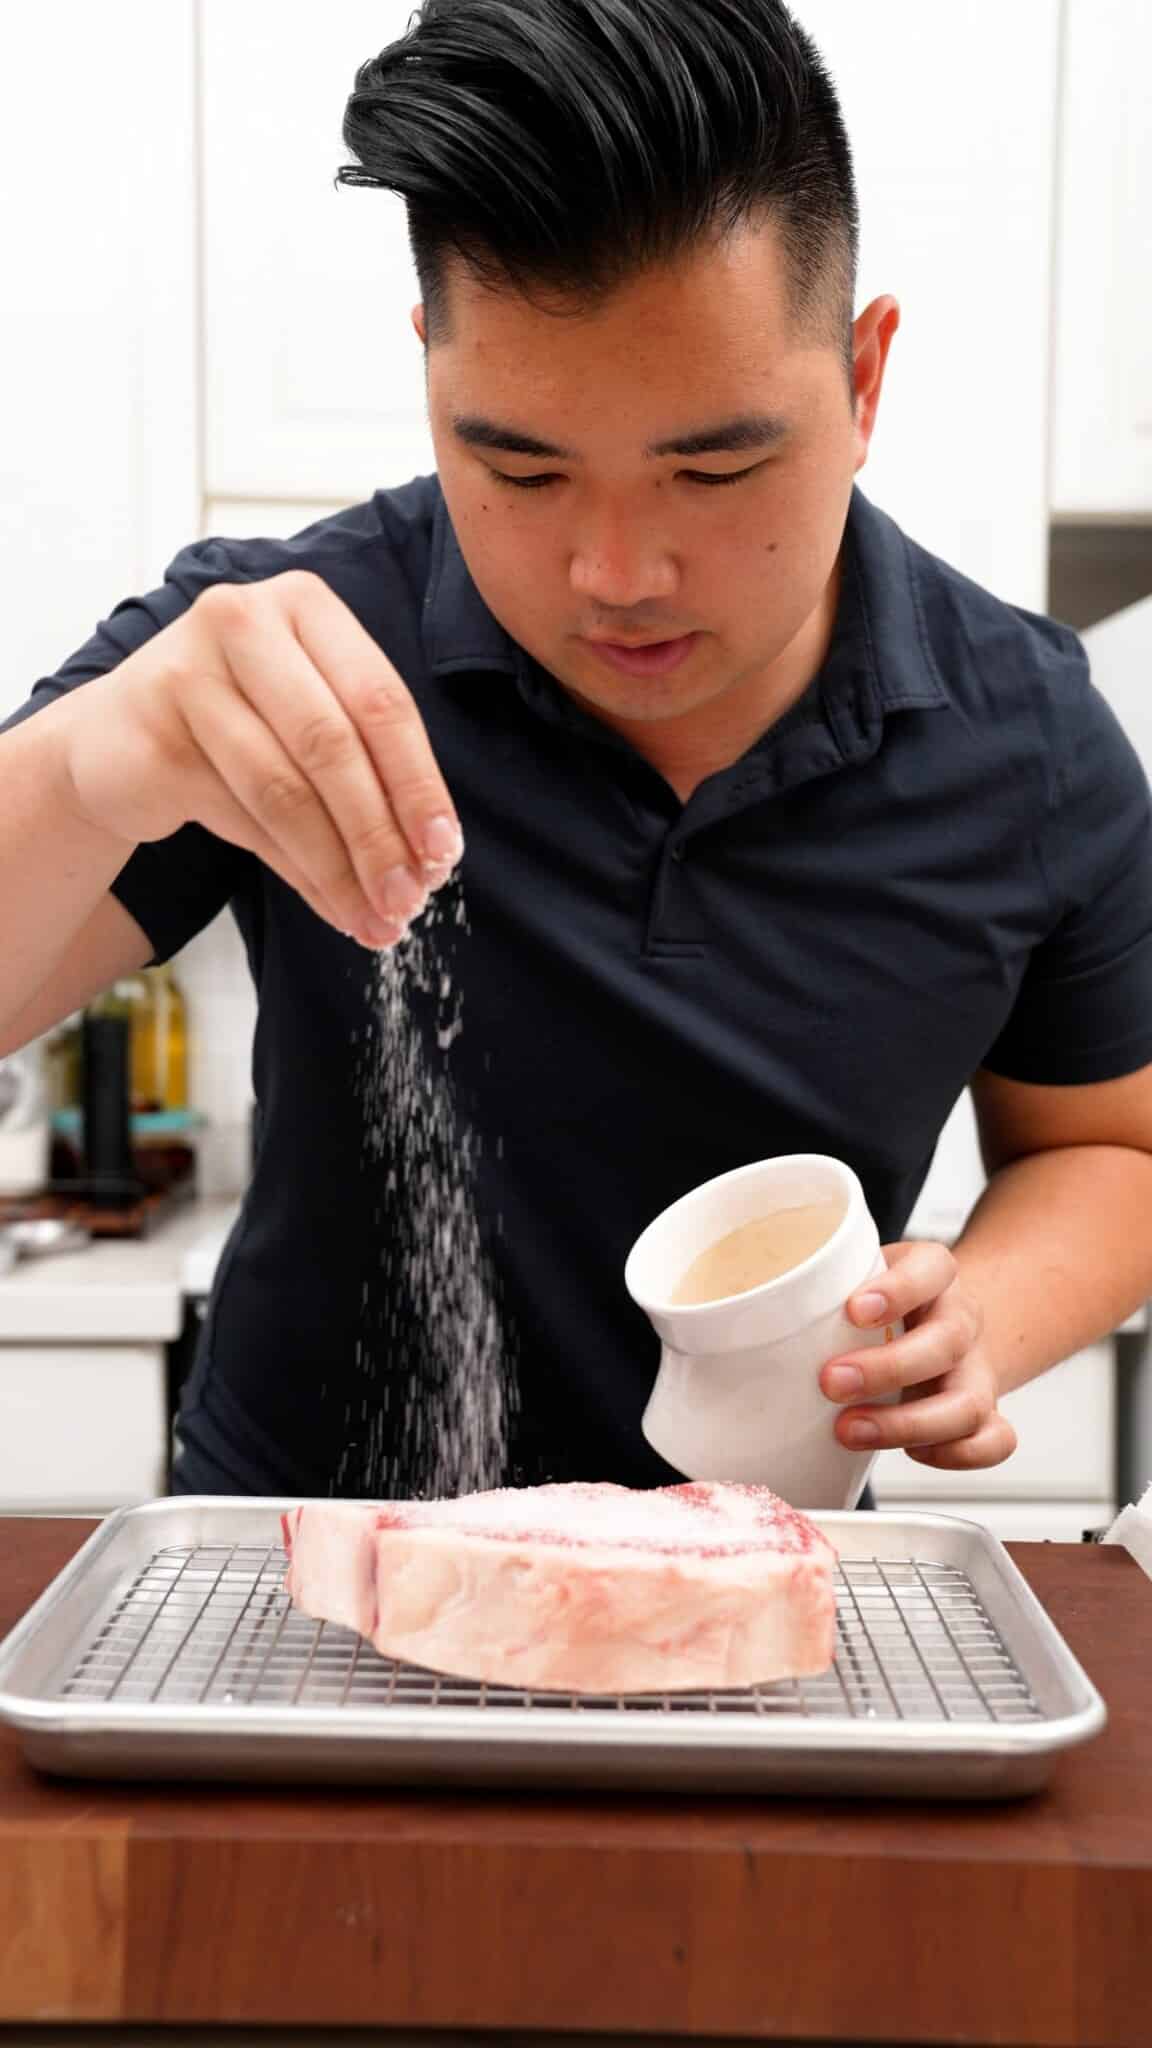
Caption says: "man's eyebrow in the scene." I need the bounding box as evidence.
[450,412,790,461]
[451,415,571,459]
[648,413,790,458]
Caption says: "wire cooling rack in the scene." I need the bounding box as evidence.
[57,1541,1044,1724]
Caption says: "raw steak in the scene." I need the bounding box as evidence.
[281,1481,838,1693]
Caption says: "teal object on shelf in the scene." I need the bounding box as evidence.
[52,1109,205,1138]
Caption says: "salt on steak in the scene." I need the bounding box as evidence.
[281,1481,838,1693]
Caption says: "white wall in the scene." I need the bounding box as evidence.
[0,2,200,718]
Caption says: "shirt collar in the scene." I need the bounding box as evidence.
[840,485,950,715]
[423,484,521,679]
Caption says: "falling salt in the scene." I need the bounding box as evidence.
[338,873,517,1501]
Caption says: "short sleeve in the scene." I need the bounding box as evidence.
[0,539,261,964]
[982,646,1152,1085]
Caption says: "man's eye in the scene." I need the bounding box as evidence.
[682,463,767,488]
[490,471,561,491]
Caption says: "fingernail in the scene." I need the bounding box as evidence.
[845,1420,880,1447]
[379,865,425,923]
[359,914,407,950]
[852,1292,888,1325]
[422,815,464,871]
[825,1365,864,1400]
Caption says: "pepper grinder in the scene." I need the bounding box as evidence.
[81,988,146,1206]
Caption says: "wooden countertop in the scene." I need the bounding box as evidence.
[2,1518,1151,2044]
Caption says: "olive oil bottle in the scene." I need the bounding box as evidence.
[132,966,188,1114]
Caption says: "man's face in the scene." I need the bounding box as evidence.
[417,224,892,733]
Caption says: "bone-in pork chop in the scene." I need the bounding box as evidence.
[281,1481,838,1693]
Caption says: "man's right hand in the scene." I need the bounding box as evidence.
[54,570,463,950]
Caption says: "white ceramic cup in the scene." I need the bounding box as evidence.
[624,1154,899,1509]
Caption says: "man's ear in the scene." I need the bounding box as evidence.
[850,295,900,473]
[411,302,427,346]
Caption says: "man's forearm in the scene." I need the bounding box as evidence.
[949,1144,1152,1397]
[0,702,136,1048]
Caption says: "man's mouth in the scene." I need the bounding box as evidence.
[580,633,701,679]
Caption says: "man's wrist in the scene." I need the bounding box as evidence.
[37,685,140,851]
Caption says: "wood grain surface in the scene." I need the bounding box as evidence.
[1,1516,1150,2044]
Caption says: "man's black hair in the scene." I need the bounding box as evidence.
[338,0,858,370]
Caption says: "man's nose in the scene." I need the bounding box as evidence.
[568,512,678,607]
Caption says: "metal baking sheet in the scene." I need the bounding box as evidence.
[0,1498,1106,1797]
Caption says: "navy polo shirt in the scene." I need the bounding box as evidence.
[9,480,1152,1498]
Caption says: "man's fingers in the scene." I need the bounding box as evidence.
[847,1240,959,1328]
[192,776,400,950]
[178,680,406,946]
[288,573,463,882]
[177,575,462,933]
[903,1413,1018,1471]
[834,1380,1009,1459]
[198,583,427,925]
[821,1310,973,1401]
[833,1384,977,1453]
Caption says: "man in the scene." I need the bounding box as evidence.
[2,0,1152,1501]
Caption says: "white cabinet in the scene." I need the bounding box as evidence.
[0,1343,167,1511]
[1051,0,1152,517]
[0,1204,234,1512]
[905,1088,987,1244]
[202,500,351,544]
[1082,597,1152,778]
[201,0,432,504]
[201,1,1060,610]
[799,0,1060,608]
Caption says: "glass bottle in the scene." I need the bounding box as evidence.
[146,964,188,1113]
[45,1012,83,1111]
[126,974,160,1114]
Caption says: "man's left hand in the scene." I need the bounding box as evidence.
[819,1240,1017,1470]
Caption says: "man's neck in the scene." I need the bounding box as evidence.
[596,556,843,804]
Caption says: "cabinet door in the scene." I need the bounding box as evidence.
[202,500,352,543]
[797,0,1059,606]
[904,1087,987,1244]
[202,2,1059,608]
[1051,0,1152,516]
[0,1345,168,1510]
[201,0,432,503]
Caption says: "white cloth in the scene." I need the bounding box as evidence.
[1101,1483,1152,1579]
